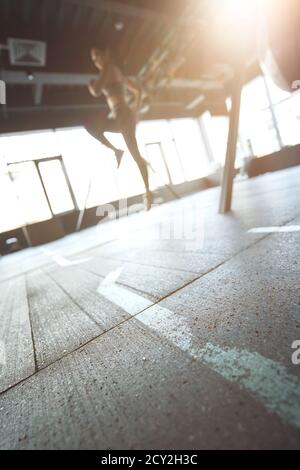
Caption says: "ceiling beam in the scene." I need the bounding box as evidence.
[63,0,190,25]
[1,71,98,86]
[185,94,205,110]
[4,103,107,113]
[2,71,220,91]
[4,101,183,114]
[41,0,52,26]
[164,78,223,91]
[57,1,66,29]
[72,4,83,29]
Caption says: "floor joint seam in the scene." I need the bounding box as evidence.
[24,274,38,374]
[83,253,205,276]
[75,264,178,301]
[45,269,106,331]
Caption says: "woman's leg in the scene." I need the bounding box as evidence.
[122,123,149,191]
[84,114,124,165]
[119,108,152,208]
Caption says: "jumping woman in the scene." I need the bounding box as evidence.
[85,47,153,210]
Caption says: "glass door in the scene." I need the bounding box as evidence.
[6,156,77,229]
[145,142,172,190]
[36,157,77,215]
[7,161,52,225]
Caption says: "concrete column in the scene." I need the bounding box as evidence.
[219,74,243,214]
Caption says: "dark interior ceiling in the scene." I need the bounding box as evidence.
[0,0,260,133]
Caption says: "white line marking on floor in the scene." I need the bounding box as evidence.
[140,303,300,428]
[51,254,91,267]
[248,225,300,234]
[97,268,300,429]
[41,248,91,267]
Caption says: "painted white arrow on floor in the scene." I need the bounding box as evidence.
[97,268,300,429]
[42,248,91,267]
[51,254,91,267]
[97,267,151,315]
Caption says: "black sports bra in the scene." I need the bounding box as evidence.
[103,81,125,97]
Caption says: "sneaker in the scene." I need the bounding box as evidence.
[143,191,153,211]
[115,149,124,168]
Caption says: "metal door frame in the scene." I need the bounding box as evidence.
[145,141,172,185]
[8,155,78,218]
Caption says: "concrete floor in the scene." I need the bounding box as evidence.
[0,166,300,449]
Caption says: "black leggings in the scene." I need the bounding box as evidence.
[84,105,149,191]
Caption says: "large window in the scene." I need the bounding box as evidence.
[0,118,211,234]
[202,74,300,168]
[54,128,122,207]
[6,161,52,224]
[201,112,229,166]
[239,74,300,157]
[37,159,76,214]
[264,74,300,147]
[239,76,281,157]
[168,119,211,181]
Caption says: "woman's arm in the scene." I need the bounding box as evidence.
[126,78,142,114]
[88,78,103,97]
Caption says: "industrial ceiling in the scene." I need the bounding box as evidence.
[0,0,260,133]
